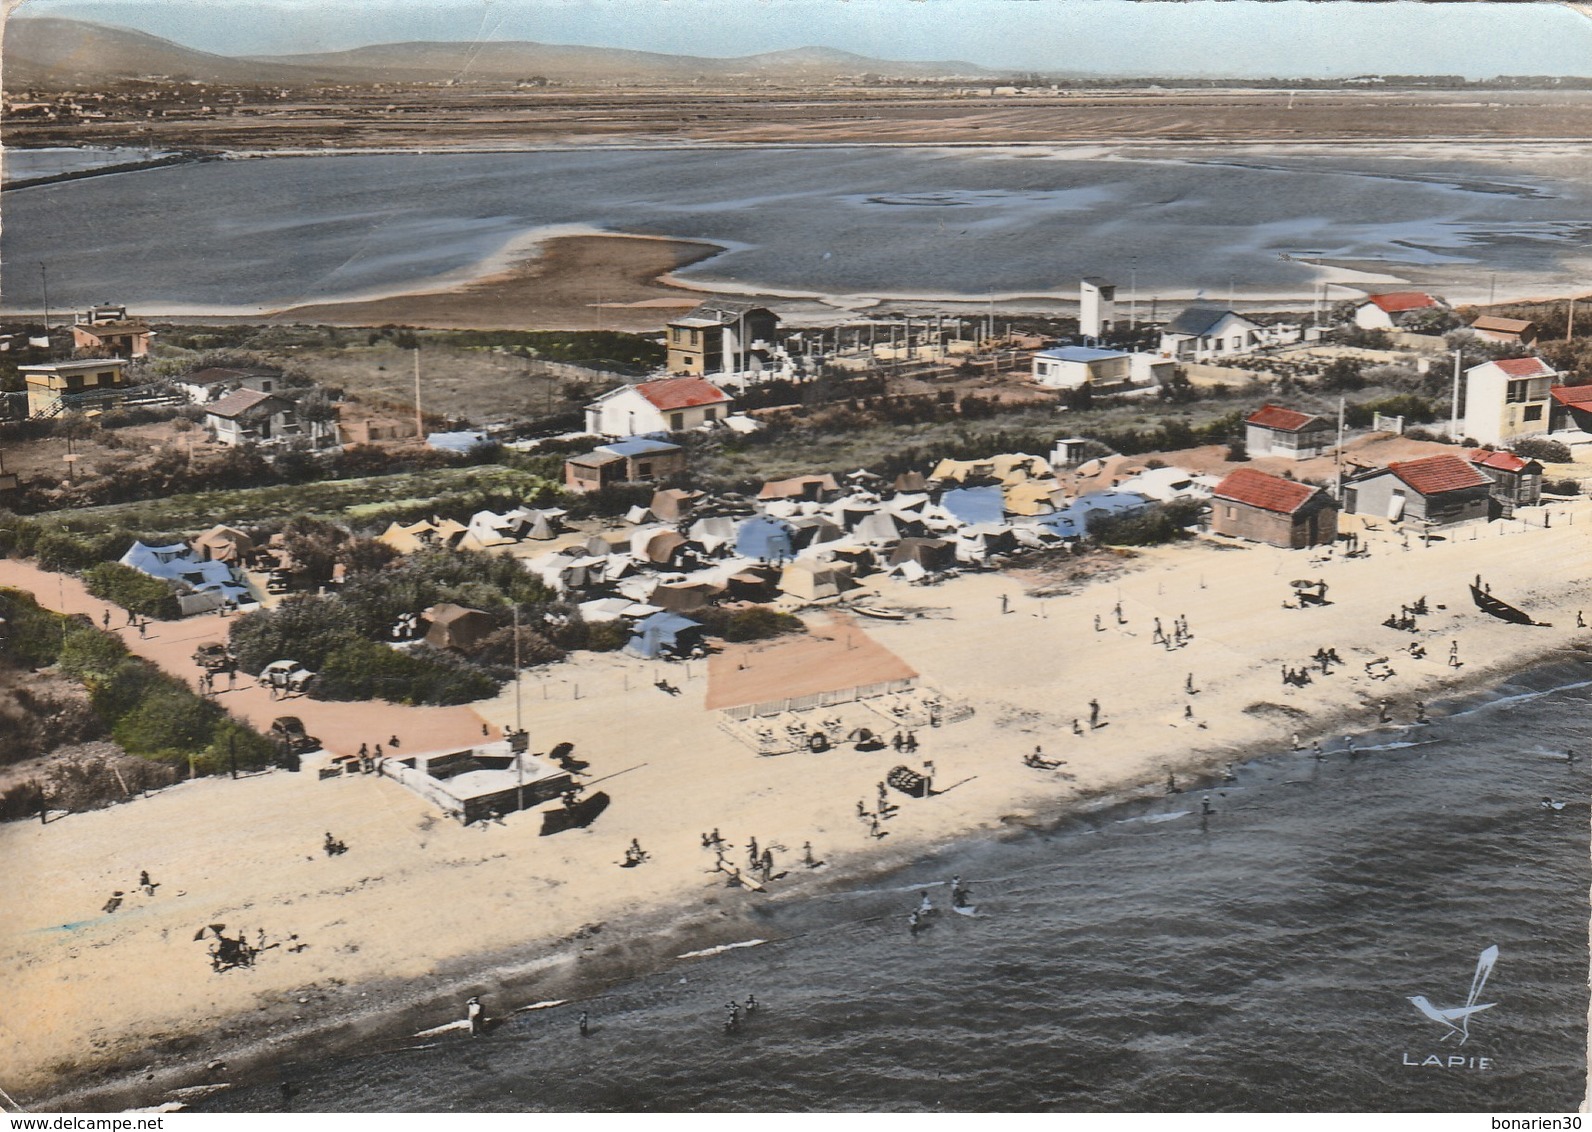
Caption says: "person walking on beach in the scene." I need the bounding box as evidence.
[1000,593,1010,615]
[1072,718,1084,736]
[102,609,110,629]
[1449,640,1461,669]
[747,836,759,867]
[1114,601,1125,625]
[1290,733,1302,751]
[1378,700,1392,724]
[1414,702,1429,725]
[1186,673,1197,695]
[466,996,484,1036]
[1089,699,1101,728]
[1312,741,1325,761]
[579,1011,589,1037]
[1094,613,1104,633]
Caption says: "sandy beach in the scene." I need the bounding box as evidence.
[269,234,728,333]
[3,502,1590,1110]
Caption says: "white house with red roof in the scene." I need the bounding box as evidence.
[584,376,736,438]
[1210,467,1337,548]
[1342,453,1492,526]
[1462,356,1557,447]
[1352,292,1446,330]
[1243,404,1334,461]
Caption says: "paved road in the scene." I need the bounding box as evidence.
[0,557,497,757]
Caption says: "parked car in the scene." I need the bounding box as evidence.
[258,659,315,696]
[269,716,322,755]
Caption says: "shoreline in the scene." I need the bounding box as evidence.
[8,506,1591,1112]
[36,646,1592,1114]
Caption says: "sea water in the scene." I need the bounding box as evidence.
[5,144,1592,312]
[200,657,1590,1112]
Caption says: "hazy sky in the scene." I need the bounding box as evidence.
[11,0,1592,78]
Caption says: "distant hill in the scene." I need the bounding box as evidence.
[247,40,995,84]
[1,18,369,87]
[2,17,996,89]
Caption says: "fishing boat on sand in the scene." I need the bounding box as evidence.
[1469,584,1550,627]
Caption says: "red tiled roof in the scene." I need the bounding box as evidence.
[1491,356,1554,379]
[1212,467,1320,515]
[1469,449,1533,473]
[1366,291,1439,314]
[635,377,733,411]
[1388,454,1491,496]
[1244,404,1326,432]
[1550,383,1592,409]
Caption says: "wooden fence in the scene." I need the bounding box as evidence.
[722,677,919,721]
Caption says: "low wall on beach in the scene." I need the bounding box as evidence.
[722,677,919,720]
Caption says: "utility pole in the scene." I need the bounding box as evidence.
[412,347,423,442]
[1450,347,1463,441]
[1334,396,1345,500]
[514,604,524,814]
[1568,296,1577,342]
[38,263,51,340]
[1130,257,1138,330]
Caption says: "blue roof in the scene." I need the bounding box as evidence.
[602,436,681,457]
[1035,346,1129,363]
[735,516,795,561]
[1038,491,1151,537]
[940,485,1006,525]
[627,611,703,658]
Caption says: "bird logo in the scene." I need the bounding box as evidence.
[1408,945,1499,1045]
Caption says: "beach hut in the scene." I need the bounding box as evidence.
[423,604,497,652]
[735,516,797,562]
[626,612,705,659]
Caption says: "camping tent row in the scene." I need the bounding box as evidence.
[377,507,567,556]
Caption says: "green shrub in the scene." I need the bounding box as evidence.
[229,595,359,673]
[314,639,501,705]
[1512,437,1573,464]
[83,562,182,620]
[112,679,224,761]
[0,587,68,668]
[695,606,805,642]
[1089,499,1204,546]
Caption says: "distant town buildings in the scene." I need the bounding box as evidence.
[1462,356,1557,447]
[585,376,735,438]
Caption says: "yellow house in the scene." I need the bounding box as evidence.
[20,357,127,418]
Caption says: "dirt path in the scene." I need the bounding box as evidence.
[0,558,494,755]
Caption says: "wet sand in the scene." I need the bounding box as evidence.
[4,501,1591,1109]
[270,234,729,333]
